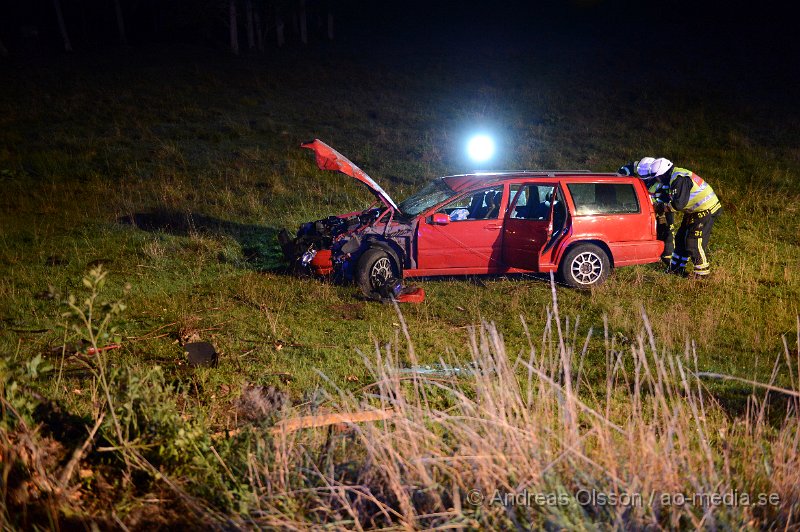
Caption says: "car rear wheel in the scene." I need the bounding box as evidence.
[558,243,610,289]
[356,248,399,298]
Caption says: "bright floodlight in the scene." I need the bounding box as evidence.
[467,134,495,163]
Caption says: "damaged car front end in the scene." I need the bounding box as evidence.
[278,139,419,299]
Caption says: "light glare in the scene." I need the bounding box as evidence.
[467,134,495,163]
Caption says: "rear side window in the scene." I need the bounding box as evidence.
[509,184,556,220]
[566,183,640,215]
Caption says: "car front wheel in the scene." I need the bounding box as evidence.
[356,248,399,298]
[558,243,610,288]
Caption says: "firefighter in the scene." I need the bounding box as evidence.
[647,158,722,278]
[617,157,654,178]
[619,157,675,264]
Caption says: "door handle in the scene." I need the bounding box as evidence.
[484,224,502,230]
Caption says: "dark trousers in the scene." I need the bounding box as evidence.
[656,211,675,263]
[671,208,720,275]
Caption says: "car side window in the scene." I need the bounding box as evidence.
[510,184,556,220]
[566,183,640,215]
[437,185,504,221]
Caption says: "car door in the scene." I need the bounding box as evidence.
[415,185,506,272]
[502,183,558,271]
[563,181,648,264]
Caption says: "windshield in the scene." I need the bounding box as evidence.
[397,178,458,217]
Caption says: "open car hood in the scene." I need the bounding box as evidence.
[301,139,399,212]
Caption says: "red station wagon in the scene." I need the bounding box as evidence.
[279,140,664,296]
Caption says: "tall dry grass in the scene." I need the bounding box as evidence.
[243,279,800,529]
[2,277,798,529]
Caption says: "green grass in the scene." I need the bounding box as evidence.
[1,44,799,526]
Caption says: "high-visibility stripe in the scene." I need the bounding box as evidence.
[685,186,718,212]
[686,181,708,202]
[669,168,692,184]
[696,236,709,268]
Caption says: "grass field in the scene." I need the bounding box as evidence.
[1,39,800,527]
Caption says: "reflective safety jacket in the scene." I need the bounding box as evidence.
[668,167,721,214]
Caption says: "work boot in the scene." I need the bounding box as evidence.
[665,264,688,278]
[690,268,711,280]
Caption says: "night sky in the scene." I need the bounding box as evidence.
[2,0,798,75]
[1,0,797,152]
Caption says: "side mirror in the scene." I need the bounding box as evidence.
[431,213,451,225]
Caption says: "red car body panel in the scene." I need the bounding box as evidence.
[285,140,664,284]
[301,139,400,211]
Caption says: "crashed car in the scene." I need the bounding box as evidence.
[279,139,664,297]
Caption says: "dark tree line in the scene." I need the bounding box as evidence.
[0,0,334,56]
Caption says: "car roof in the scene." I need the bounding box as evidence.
[442,171,633,192]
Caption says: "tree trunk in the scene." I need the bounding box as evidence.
[275,5,285,47]
[254,10,264,51]
[327,12,334,40]
[299,0,307,45]
[113,0,127,45]
[52,0,73,52]
[229,0,239,55]
[245,0,255,49]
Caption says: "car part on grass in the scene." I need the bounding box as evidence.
[396,286,425,303]
[373,275,426,303]
[184,341,218,367]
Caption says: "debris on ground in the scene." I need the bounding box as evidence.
[184,341,218,367]
[271,408,395,435]
[377,276,425,303]
[85,344,120,356]
[397,362,484,377]
[396,286,425,303]
[47,340,121,358]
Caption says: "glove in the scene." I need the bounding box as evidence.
[618,162,635,176]
[653,189,672,206]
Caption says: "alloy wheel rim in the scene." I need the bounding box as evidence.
[370,257,392,288]
[571,252,603,285]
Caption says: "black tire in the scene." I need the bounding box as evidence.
[557,243,610,289]
[356,248,399,298]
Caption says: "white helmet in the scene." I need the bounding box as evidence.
[650,158,673,177]
[635,157,656,178]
